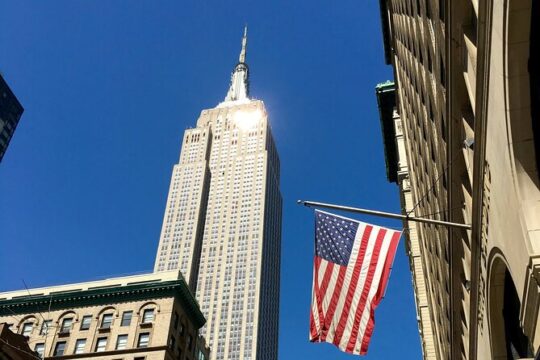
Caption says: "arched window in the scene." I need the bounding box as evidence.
[97,306,118,330]
[57,311,77,334]
[137,301,160,324]
[488,254,533,358]
[100,313,114,329]
[142,308,155,324]
[18,315,37,337]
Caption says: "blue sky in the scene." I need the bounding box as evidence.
[0,1,421,358]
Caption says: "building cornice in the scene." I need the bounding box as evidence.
[375,81,398,183]
[0,280,206,329]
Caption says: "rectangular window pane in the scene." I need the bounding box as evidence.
[21,322,33,336]
[101,314,113,329]
[80,315,92,330]
[74,339,86,354]
[61,318,73,333]
[34,343,44,358]
[40,320,52,335]
[121,311,132,327]
[95,337,107,352]
[116,334,128,350]
[173,313,179,329]
[137,333,150,348]
[142,309,154,323]
[54,342,66,356]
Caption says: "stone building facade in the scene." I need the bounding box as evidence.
[0,271,209,360]
[376,82,439,358]
[378,0,539,358]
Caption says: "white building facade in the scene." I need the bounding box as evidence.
[153,28,282,360]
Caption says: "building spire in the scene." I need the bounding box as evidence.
[239,25,247,63]
[223,26,250,103]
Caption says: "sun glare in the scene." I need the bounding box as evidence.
[234,109,263,130]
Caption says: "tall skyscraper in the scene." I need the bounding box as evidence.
[154,28,282,360]
[0,74,24,162]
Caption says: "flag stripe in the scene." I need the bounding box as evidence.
[359,231,401,354]
[310,261,321,341]
[310,308,318,339]
[320,264,347,341]
[319,261,335,308]
[346,229,390,352]
[337,227,386,350]
[338,227,388,351]
[322,262,342,318]
[331,225,376,346]
[354,230,394,354]
[313,256,325,328]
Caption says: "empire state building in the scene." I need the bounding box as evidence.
[154,28,282,360]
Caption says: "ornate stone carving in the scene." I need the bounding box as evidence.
[478,162,491,334]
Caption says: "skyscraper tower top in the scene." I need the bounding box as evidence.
[222,26,250,105]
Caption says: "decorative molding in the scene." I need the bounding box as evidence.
[478,161,491,334]
[0,280,205,329]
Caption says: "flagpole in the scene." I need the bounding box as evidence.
[297,200,472,230]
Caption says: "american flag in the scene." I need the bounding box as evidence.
[310,210,401,355]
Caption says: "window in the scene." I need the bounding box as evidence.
[54,342,66,356]
[115,334,128,350]
[21,322,33,336]
[95,337,107,352]
[137,333,150,348]
[179,323,185,336]
[134,357,146,360]
[40,320,52,335]
[173,312,179,330]
[120,311,132,327]
[80,315,92,330]
[34,343,44,358]
[60,318,73,333]
[74,339,86,354]
[198,349,206,360]
[101,314,113,329]
[142,309,154,323]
